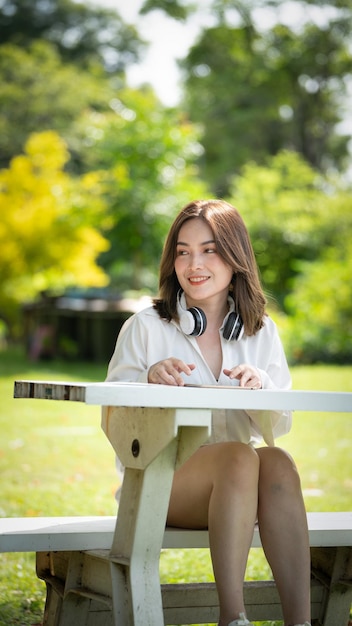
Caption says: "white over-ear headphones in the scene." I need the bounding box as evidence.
[177,291,244,341]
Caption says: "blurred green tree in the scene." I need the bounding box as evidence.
[140,0,192,20]
[230,151,326,306]
[284,193,352,363]
[0,131,109,336]
[0,0,145,169]
[75,86,209,292]
[285,245,352,363]
[179,3,351,194]
[229,150,352,363]
[0,41,117,169]
[230,151,349,305]
[0,0,143,72]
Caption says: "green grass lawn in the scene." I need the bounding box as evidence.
[0,347,351,625]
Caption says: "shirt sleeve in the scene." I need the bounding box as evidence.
[105,313,149,383]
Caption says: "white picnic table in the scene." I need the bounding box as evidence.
[13,381,352,625]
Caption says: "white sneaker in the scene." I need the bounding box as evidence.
[228,614,254,626]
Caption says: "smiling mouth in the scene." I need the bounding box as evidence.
[188,276,209,284]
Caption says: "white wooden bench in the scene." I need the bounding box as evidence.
[1,512,351,625]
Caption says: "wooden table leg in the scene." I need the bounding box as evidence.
[102,406,211,626]
[109,439,177,625]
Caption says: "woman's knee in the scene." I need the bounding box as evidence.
[258,446,302,492]
[214,442,260,487]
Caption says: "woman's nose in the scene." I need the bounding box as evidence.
[188,252,203,269]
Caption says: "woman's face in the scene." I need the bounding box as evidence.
[174,218,233,306]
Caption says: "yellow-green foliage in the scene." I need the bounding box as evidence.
[0,131,109,332]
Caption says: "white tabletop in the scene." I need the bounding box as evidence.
[14,380,352,412]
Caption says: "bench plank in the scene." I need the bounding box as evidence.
[1,511,351,553]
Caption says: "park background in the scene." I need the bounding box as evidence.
[0,0,351,624]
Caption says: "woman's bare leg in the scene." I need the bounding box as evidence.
[167,442,259,626]
[257,447,311,626]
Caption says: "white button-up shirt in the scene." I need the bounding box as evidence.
[106,305,292,448]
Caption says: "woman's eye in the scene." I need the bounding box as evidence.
[177,249,188,256]
[205,248,216,254]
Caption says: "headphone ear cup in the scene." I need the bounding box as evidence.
[179,306,207,336]
[223,311,244,341]
[189,307,207,336]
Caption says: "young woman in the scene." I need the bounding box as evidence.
[106,199,311,626]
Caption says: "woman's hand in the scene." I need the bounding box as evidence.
[223,364,262,389]
[148,358,196,386]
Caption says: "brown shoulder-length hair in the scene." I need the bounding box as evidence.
[153,199,266,336]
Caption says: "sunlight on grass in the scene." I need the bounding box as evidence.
[0,347,351,625]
